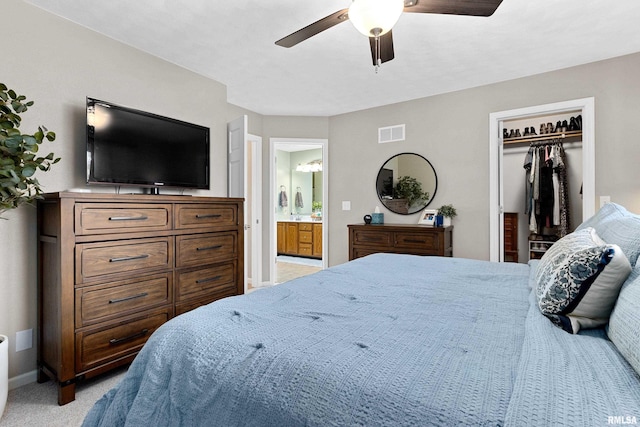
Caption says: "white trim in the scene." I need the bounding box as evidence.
[9,369,37,391]
[247,133,262,292]
[489,97,595,262]
[269,137,329,284]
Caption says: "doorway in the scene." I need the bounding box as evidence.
[489,98,595,262]
[270,138,329,285]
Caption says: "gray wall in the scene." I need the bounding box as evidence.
[326,53,640,265]
[3,0,229,381]
[5,0,640,386]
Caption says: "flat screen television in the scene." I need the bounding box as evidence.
[86,97,210,192]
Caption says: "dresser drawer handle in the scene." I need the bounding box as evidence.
[196,275,222,284]
[109,254,150,262]
[196,245,223,251]
[404,239,427,244]
[108,215,149,221]
[109,292,148,304]
[109,328,149,345]
[196,214,222,219]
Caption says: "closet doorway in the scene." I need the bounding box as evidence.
[270,138,328,285]
[489,98,595,262]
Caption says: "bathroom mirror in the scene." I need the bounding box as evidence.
[375,153,438,215]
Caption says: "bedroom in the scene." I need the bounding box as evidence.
[2,0,640,424]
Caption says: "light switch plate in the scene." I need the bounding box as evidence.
[342,201,351,211]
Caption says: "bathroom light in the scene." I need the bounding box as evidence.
[296,160,323,173]
[348,0,404,38]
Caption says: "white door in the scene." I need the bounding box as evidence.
[228,116,262,291]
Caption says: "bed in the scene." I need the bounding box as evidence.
[83,203,640,426]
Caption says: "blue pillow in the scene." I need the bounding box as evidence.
[535,227,631,333]
[608,263,640,376]
[577,203,640,267]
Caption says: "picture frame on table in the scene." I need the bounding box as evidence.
[418,208,437,226]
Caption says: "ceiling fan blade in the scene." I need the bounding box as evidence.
[403,0,503,17]
[369,31,395,66]
[275,8,349,48]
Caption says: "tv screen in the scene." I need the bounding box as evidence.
[87,98,210,191]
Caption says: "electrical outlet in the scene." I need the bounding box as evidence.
[15,329,32,352]
[600,196,611,207]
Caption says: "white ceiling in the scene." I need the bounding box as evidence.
[25,0,640,117]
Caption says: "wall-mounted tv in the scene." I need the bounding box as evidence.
[86,97,210,192]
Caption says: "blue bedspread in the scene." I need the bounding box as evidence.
[84,254,531,426]
[85,253,640,426]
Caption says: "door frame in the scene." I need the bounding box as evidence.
[488,97,595,262]
[269,137,329,284]
[247,133,262,291]
[227,115,262,292]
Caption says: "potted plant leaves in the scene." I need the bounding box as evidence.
[437,204,457,227]
[0,83,60,219]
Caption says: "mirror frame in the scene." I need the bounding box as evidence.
[375,152,438,215]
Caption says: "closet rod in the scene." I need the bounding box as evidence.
[503,130,582,145]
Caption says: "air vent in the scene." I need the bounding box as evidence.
[378,124,405,144]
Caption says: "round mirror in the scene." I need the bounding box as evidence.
[375,153,438,215]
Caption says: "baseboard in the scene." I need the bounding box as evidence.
[9,369,37,390]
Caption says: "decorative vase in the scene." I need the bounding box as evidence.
[0,335,7,419]
[443,217,452,227]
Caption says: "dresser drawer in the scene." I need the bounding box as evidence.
[298,243,313,257]
[298,223,313,232]
[75,307,170,372]
[75,273,172,328]
[176,262,236,302]
[175,204,238,230]
[394,232,441,252]
[75,203,171,235]
[176,232,237,268]
[299,230,313,243]
[351,228,393,247]
[175,291,236,316]
[77,237,173,283]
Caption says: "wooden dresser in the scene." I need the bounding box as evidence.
[503,212,518,262]
[348,224,453,260]
[37,192,244,405]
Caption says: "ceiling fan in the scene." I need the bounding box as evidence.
[276,0,504,70]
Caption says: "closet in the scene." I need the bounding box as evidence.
[502,111,583,262]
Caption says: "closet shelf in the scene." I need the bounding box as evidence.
[504,130,582,145]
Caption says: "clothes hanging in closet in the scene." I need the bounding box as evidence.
[523,141,570,237]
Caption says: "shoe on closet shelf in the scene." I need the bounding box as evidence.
[569,117,577,131]
[540,124,546,135]
[523,128,530,136]
[546,122,554,134]
[530,126,537,135]
[576,114,582,130]
[508,129,515,138]
[515,129,521,137]
[503,128,509,139]
[553,120,562,133]
[561,120,568,133]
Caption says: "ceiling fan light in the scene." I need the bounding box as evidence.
[348,0,404,37]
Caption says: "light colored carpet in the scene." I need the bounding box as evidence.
[0,366,126,427]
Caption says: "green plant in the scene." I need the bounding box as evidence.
[394,176,430,207]
[437,204,457,218]
[0,83,60,219]
[312,201,322,211]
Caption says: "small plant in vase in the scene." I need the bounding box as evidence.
[437,204,457,227]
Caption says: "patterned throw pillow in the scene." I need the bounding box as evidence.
[535,227,631,333]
